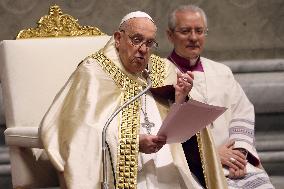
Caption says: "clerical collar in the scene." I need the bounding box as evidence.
[168,50,204,73]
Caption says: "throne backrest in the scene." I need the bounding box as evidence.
[0,37,110,129]
[0,5,111,130]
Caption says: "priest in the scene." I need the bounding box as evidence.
[164,4,274,189]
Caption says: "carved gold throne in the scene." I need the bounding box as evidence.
[0,5,111,188]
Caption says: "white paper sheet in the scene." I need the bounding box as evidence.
[157,99,227,144]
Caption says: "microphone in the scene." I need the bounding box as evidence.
[101,69,152,189]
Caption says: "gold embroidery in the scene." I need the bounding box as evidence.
[196,132,209,189]
[91,52,167,188]
[149,54,165,88]
[17,5,104,39]
[92,52,141,189]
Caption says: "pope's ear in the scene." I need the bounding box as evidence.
[114,31,121,48]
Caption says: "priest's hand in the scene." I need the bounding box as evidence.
[174,71,194,104]
[218,140,247,172]
[139,134,167,154]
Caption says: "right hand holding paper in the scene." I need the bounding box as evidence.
[157,99,227,144]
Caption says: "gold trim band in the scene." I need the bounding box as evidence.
[92,52,141,189]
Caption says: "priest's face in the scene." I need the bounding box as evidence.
[167,11,207,60]
[115,18,157,74]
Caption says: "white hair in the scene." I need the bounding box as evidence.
[168,5,208,30]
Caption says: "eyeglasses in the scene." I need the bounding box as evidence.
[174,27,208,36]
[120,30,158,50]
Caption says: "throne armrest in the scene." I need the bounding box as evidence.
[4,127,42,148]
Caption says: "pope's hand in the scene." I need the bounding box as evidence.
[175,71,194,104]
[139,134,167,154]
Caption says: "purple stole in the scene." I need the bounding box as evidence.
[167,50,204,72]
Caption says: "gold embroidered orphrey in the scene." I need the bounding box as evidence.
[91,52,165,189]
[196,132,209,189]
[16,5,104,39]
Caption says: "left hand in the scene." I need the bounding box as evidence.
[174,71,194,104]
[139,134,167,154]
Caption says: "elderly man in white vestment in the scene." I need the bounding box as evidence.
[163,4,275,189]
[40,11,202,189]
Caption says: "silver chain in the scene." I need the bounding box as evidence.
[141,94,155,134]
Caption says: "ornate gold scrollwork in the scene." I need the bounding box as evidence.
[16,5,105,39]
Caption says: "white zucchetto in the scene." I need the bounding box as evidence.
[119,11,154,28]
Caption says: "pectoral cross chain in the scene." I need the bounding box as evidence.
[141,94,155,135]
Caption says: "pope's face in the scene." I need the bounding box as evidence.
[114,18,157,74]
[167,11,206,60]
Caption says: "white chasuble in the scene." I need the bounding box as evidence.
[40,37,200,189]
